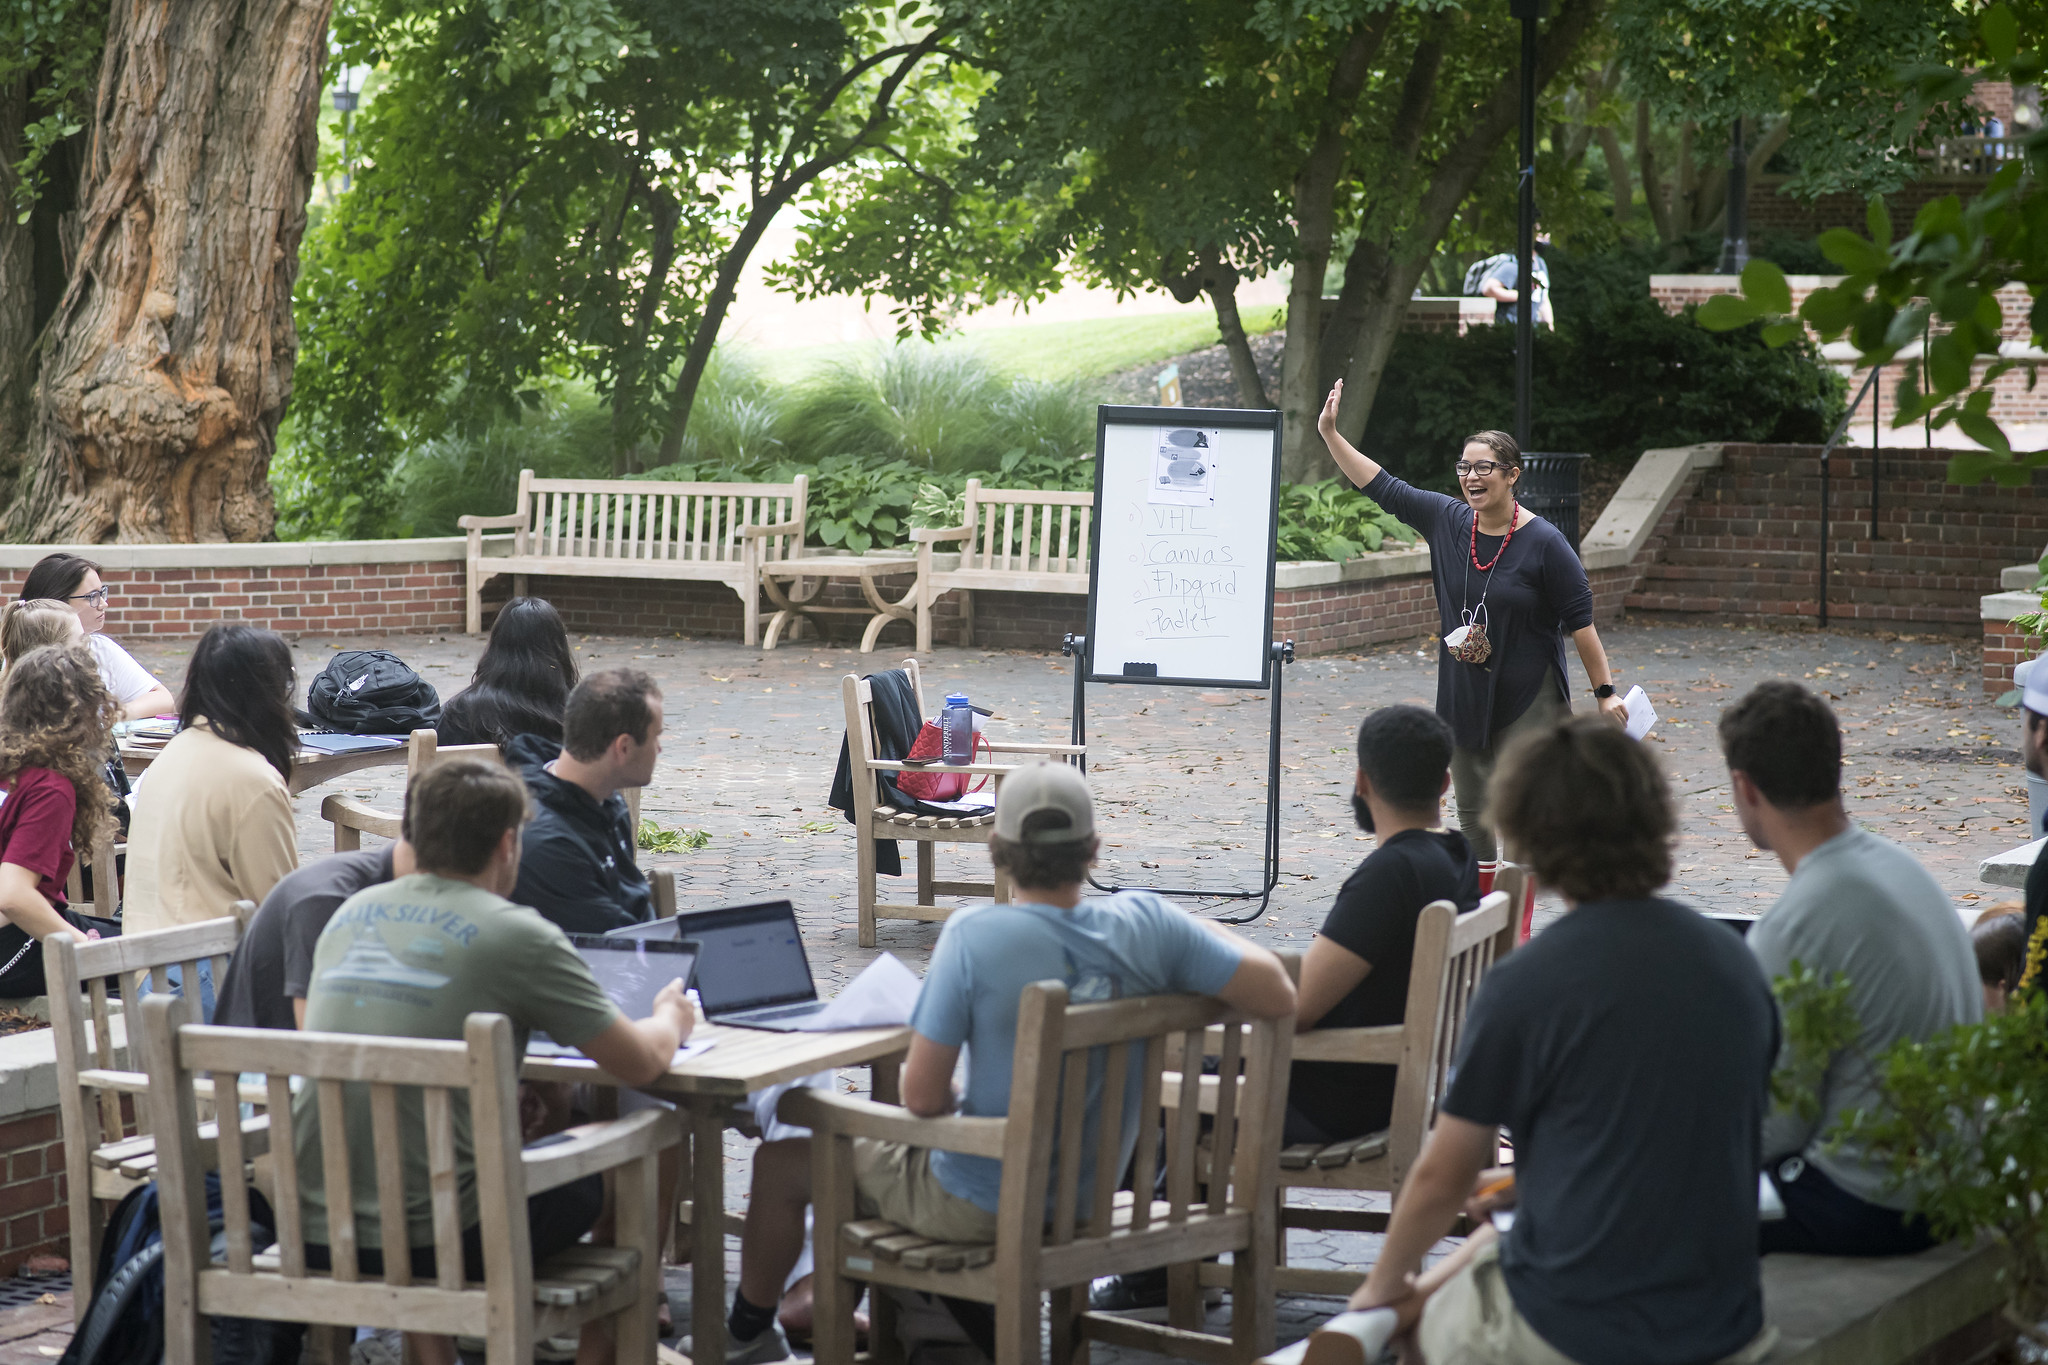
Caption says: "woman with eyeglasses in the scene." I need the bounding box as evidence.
[1317,381,1626,860]
[18,553,174,720]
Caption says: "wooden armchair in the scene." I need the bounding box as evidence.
[843,657,1083,946]
[1259,876,1521,1296]
[62,820,121,917]
[786,983,1291,1365]
[140,995,681,1365]
[47,908,258,1320]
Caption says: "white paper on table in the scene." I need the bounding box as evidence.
[809,952,924,1031]
[1623,685,1658,740]
[673,1037,715,1064]
[917,791,995,814]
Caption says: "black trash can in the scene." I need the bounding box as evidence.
[1519,452,1589,552]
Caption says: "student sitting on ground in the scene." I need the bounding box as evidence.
[1973,904,2027,1015]
[0,645,124,997]
[1721,680,1980,1257]
[19,552,174,719]
[509,667,660,935]
[710,762,1296,1365]
[213,839,412,1030]
[439,595,580,748]
[1095,703,1477,1317]
[1327,715,1778,1365]
[298,758,694,1365]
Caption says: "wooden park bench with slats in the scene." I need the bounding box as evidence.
[460,469,809,645]
[913,480,1093,651]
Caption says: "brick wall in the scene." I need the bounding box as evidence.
[1985,618,2035,695]
[111,561,467,640]
[0,1107,65,1277]
[1746,175,1995,238]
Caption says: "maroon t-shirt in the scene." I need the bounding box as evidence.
[0,767,76,906]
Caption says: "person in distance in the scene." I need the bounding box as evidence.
[18,552,174,719]
[439,595,580,748]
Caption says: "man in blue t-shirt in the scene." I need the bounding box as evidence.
[713,763,1296,1365]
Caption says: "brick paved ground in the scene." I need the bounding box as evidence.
[7,621,2026,1361]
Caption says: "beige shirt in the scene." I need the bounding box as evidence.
[124,722,297,931]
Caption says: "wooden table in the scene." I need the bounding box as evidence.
[524,1021,913,1365]
[120,734,411,797]
[758,555,919,652]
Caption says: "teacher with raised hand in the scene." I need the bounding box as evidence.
[1317,380,1627,861]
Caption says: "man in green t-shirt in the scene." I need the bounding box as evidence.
[299,758,693,1365]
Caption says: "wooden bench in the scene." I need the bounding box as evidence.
[912,480,1093,651]
[459,469,809,645]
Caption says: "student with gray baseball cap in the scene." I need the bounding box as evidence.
[718,761,1296,1364]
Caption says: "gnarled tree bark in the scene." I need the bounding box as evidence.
[7,0,330,543]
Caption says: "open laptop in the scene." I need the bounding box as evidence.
[529,936,699,1056]
[669,901,829,1032]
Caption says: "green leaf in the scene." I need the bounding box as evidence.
[1760,320,1802,348]
[1818,229,1889,276]
[1983,3,2019,62]
[1866,198,1891,251]
[1927,332,1973,394]
[1741,259,1792,316]
[1955,409,2014,457]
[1696,293,1763,331]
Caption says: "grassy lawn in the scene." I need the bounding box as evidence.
[749,304,1284,385]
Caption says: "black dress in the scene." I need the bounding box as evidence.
[1365,471,1593,749]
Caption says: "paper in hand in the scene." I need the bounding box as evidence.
[1623,685,1658,740]
[809,952,923,1030]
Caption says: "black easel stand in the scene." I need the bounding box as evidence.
[1061,633,1295,923]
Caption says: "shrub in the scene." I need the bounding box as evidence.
[1363,261,1848,492]
[1275,480,1417,562]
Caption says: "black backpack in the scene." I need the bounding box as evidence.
[306,649,441,735]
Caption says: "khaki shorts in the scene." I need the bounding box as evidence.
[853,1138,999,1245]
[1418,1238,1776,1365]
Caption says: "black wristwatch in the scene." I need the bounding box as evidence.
[1593,683,1617,699]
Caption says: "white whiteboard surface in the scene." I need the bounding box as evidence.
[1087,408,1280,688]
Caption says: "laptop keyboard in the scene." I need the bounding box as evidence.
[743,1002,825,1021]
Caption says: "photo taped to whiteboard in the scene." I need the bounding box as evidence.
[1150,426,1217,506]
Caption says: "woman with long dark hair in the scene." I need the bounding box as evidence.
[19,552,174,719]
[438,596,580,747]
[125,624,299,952]
[0,643,122,997]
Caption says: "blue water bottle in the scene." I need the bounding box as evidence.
[942,693,973,764]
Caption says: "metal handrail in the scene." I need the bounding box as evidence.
[1817,366,1885,628]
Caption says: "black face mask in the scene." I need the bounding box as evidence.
[1351,793,1374,833]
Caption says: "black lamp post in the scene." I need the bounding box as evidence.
[1718,116,1749,273]
[1509,0,1543,449]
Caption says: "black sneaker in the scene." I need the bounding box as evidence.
[1089,1269,1171,1319]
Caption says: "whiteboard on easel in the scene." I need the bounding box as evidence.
[1086,406,1282,689]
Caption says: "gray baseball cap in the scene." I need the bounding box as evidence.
[994,762,1096,843]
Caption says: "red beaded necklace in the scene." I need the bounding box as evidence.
[1470,503,1520,572]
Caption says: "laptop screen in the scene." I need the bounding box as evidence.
[567,936,699,1021]
[675,901,817,1015]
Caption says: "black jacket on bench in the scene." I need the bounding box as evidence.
[507,732,653,935]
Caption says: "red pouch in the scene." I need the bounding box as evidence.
[897,723,990,801]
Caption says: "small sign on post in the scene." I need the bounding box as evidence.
[1155,363,1182,406]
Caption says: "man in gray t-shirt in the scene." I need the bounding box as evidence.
[1721,681,1980,1256]
[213,845,404,1030]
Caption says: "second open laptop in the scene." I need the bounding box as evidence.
[609,899,827,1032]
[529,937,699,1057]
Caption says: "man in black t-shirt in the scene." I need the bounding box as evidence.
[1329,717,1777,1365]
[1289,704,1479,1144]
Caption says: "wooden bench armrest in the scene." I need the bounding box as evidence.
[1286,1026,1405,1065]
[457,512,528,530]
[523,1108,681,1194]
[868,761,1016,776]
[80,1068,277,1106]
[321,794,401,839]
[778,1090,1008,1158]
[910,523,974,545]
[741,519,804,538]
[982,742,1086,756]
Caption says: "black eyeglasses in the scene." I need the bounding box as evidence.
[1455,461,1506,477]
[66,587,110,608]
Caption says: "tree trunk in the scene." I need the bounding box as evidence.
[0,78,37,500]
[1162,249,1270,408]
[613,181,679,475]
[1594,124,1631,221]
[7,0,330,544]
[1637,98,1674,242]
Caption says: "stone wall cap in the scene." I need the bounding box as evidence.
[1983,589,2041,621]
[0,536,479,572]
[0,1025,61,1119]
